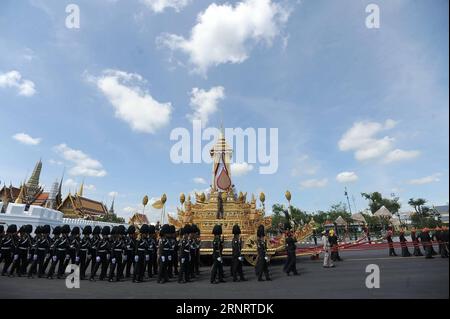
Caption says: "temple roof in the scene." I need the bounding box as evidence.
[59,194,108,216]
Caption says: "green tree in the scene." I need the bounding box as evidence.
[361,192,401,214]
[98,213,125,223]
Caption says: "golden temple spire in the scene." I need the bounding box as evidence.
[78,179,84,197]
[15,184,25,204]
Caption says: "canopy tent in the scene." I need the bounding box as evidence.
[351,212,366,224]
[335,216,347,226]
[389,217,401,226]
[374,206,392,218]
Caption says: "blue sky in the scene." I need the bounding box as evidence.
[0,0,448,222]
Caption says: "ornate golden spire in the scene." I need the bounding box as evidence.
[77,180,84,197]
[15,184,25,204]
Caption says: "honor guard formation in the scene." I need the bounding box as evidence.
[0,222,292,284]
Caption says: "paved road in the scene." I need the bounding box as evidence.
[0,248,448,299]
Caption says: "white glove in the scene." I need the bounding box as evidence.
[33,254,38,261]
[217,257,222,263]
[264,256,269,262]
[111,258,116,264]
[161,256,166,262]
[75,256,80,263]
[181,258,185,264]
[134,255,139,262]
[238,256,244,261]
[168,255,172,261]
[45,253,50,259]
[52,255,57,262]
[145,255,150,261]
[13,254,19,261]
[65,254,70,260]
[123,255,128,262]
[96,256,101,263]
[106,254,110,260]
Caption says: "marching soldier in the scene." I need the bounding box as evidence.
[385,227,397,256]
[167,225,176,278]
[399,229,411,257]
[434,226,448,258]
[123,225,137,279]
[410,228,423,256]
[90,226,111,281]
[255,225,271,281]
[443,226,449,256]
[193,224,201,276]
[211,224,225,284]
[178,224,191,283]
[146,225,157,278]
[108,226,125,282]
[28,225,50,278]
[419,228,433,259]
[79,226,92,280]
[10,225,32,277]
[43,226,60,275]
[329,229,343,261]
[189,226,198,279]
[150,225,158,277]
[133,224,149,283]
[88,226,101,277]
[64,226,81,271]
[47,224,70,279]
[231,224,246,282]
[283,225,298,276]
[157,224,171,284]
[1,224,17,276]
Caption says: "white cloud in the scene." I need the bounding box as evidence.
[193,177,207,185]
[408,173,441,185]
[188,86,225,126]
[63,178,95,192]
[231,162,254,177]
[0,70,36,96]
[291,155,320,177]
[84,184,96,191]
[158,0,291,74]
[142,0,191,13]
[90,69,172,134]
[54,143,107,177]
[383,149,420,164]
[12,133,41,145]
[48,159,63,165]
[338,119,419,163]
[108,191,119,197]
[63,178,78,189]
[300,178,328,188]
[123,206,136,213]
[336,171,359,183]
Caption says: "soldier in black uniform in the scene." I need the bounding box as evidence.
[210,224,225,284]
[0,225,3,241]
[434,226,448,258]
[1,224,17,276]
[146,225,157,278]
[410,228,423,256]
[173,226,179,276]
[193,224,201,276]
[231,224,246,282]
[47,224,70,279]
[88,226,101,277]
[123,225,136,279]
[385,228,397,257]
[150,225,158,277]
[64,226,81,271]
[167,225,175,278]
[399,229,411,257]
[108,226,124,282]
[255,225,271,281]
[419,228,434,259]
[10,225,32,277]
[28,225,50,278]
[284,226,299,276]
[158,224,171,284]
[27,225,38,274]
[178,224,191,283]
[133,224,149,283]
[79,226,91,280]
[90,226,111,281]
[43,226,60,275]
[443,226,449,257]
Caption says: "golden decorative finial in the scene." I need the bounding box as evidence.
[142,195,149,207]
[259,192,265,203]
[200,192,206,202]
[161,193,167,205]
[221,191,228,202]
[285,190,291,202]
[180,193,185,205]
[78,179,84,197]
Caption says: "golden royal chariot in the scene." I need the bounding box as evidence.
[165,128,315,265]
